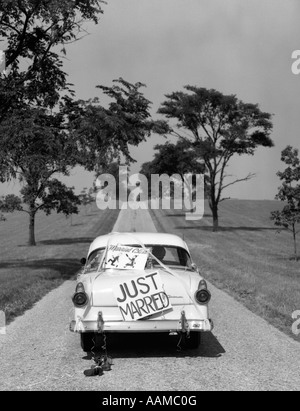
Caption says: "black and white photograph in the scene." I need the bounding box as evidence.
[0,0,300,394]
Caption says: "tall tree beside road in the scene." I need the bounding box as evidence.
[0,0,106,245]
[0,106,81,246]
[157,87,274,231]
[271,146,300,261]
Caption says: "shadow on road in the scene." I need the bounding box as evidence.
[166,213,213,218]
[83,332,225,359]
[0,258,80,279]
[39,237,93,246]
[175,225,280,232]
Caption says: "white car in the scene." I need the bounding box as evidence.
[70,232,213,351]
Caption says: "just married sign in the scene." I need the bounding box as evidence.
[113,272,172,321]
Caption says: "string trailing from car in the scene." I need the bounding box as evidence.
[83,314,113,377]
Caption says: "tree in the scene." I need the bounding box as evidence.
[1,181,80,246]
[271,146,300,261]
[0,106,81,245]
[157,87,274,231]
[0,0,106,116]
[0,1,105,244]
[142,140,205,179]
[0,194,23,221]
[68,78,156,173]
[79,187,94,215]
[140,139,206,199]
[0,0,105,67]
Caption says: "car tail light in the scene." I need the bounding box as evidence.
[72,283,88,308]
[198,279,207,289]
[76,283,85,293]
[195,280,211,305]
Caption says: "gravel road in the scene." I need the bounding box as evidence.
[0,208,299,391]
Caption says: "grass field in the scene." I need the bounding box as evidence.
[150,200,300,341]
[0,205,119,324]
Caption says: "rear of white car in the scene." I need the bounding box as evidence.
[70,233,213,350]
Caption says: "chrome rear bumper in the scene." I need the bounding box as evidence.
[70,318,213,333]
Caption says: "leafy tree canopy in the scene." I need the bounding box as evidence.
[0,104,78,182]
[0,0,106,112]
[67,78,156,173]
[158,87,273,155]
[141,140,205,179]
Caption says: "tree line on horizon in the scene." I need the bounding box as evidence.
[0,0,299,259]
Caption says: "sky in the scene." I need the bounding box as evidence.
[2,0,300,200]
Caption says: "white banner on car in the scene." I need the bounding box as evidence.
[104,244,148,270]
[113,271,172,321]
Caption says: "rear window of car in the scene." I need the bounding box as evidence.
[146,245,191,268]
[84,245,191,273]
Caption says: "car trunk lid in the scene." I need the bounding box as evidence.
[90,268,192,308]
